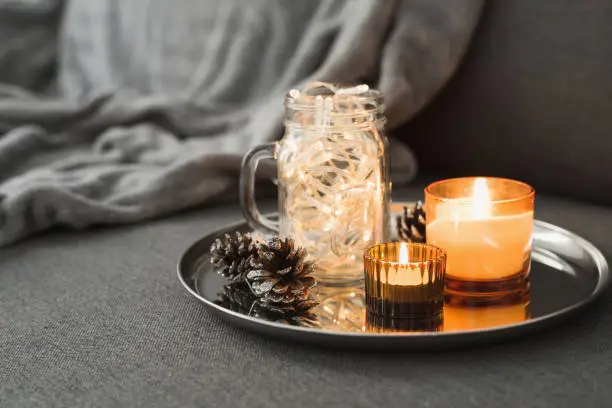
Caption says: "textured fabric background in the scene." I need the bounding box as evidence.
[1,186,611,408]
[0,0,484,247]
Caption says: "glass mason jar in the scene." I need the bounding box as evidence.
[240,82,391,286]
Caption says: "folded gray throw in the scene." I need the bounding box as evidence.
[0,0,483,247]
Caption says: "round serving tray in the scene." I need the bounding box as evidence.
[177,216,609,350]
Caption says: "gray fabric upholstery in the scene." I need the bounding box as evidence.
[1,186,611,407]
[399,0,612,205]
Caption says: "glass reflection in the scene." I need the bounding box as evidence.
[365,311,443,333]
[312,286,366,332]
[443,300,530,331]
[215,280,531,333]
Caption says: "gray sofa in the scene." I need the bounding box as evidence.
[2,1,611,407]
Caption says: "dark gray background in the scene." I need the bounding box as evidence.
[401,0,612,205]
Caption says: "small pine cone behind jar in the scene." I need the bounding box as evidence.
[246,237,317,307]
[210,231,256,280]
[396,201,427,243]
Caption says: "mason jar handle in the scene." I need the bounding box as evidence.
[239,143,279,235]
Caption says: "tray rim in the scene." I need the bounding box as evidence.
[177,218,610,345]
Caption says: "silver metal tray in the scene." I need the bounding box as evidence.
[177,216,609,350]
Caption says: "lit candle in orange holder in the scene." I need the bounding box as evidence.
[425,177,534,301]
[364,242,446,318]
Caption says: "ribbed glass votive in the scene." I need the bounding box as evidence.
[364,242,446,318]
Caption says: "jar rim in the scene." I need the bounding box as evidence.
[284,82,385,111]
[425,177,535,204]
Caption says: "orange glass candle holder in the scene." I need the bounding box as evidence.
[364,242,446,318]
[425,177,534,300]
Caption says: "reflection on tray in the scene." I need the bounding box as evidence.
[214,280,531,333]
[313,286,366,332]
[443,301,530,331]
[366,312,443,333]
[214,281,319,327]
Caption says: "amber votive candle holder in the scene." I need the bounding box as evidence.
[364,242,446,319]
[425,177,534,300]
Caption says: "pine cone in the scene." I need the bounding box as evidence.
[396,201,426,243]
[210,232,255,280]
[246,237,317,307]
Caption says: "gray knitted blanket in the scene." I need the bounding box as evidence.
[0,0,483,247]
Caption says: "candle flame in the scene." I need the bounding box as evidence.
[399,242,409,264]
[472,178,492,218]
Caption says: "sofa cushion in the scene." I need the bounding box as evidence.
[398,0,612,205]
[1,185,611,407]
